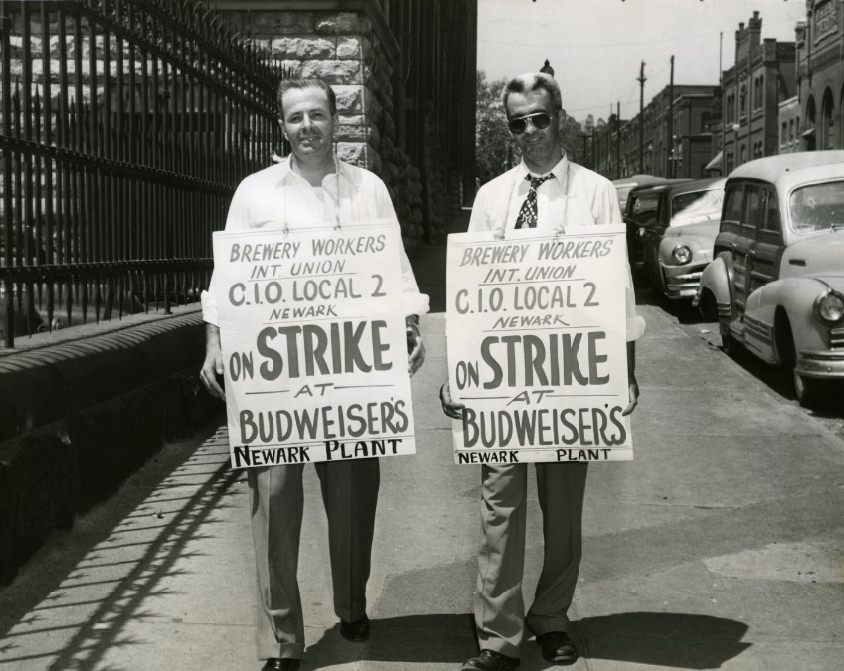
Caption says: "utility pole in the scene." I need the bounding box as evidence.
[721,31,726,176]
[637,61,646,173]
[668,54,674,178]
[616,101,621,179]
[608,103,613,175]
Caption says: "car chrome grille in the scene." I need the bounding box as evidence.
[831,325,844,350]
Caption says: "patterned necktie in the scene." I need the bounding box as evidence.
[515,173,554,229]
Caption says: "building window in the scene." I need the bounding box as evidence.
[822,88,835,150]
[781,121,788,145]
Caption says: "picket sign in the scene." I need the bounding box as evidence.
[213,221,416,468]
[446,225,633,463]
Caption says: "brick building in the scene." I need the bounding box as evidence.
[611,84,720,179]
[720,11,796,173]
[778,95,802,153]
[795,0,844,150]
[208,0,478,242]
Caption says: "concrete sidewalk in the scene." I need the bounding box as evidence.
[2,231,844,670]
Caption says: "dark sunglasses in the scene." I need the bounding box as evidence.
[508,112,552,134]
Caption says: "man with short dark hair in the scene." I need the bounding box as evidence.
[200,77,428,671]
[441,72,645,671]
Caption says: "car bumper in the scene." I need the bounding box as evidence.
[796,349,844,380]
[660,264,705,300]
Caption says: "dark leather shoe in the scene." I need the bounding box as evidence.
[460,649,520,671]
[340,614,370,641]
[261,658,300,671]
[535,630,578,664]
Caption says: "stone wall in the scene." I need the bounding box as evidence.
[0,311,221,584]
[224,9,428,248]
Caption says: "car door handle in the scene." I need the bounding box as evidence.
[749,249,757,256]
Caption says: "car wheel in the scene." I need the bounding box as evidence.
[698,289,718,322]
[721,330,738,354]
[776,317,823,409]
[791,369,824,408]
[719,315,737,354]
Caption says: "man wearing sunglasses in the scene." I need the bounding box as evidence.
[441,72,645,671]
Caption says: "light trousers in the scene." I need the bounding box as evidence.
[248,459,379,660]
[475,462,588,658]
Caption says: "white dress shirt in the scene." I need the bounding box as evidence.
[201,157,430,325]
[468,154,646,341]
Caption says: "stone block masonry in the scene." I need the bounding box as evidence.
[221,8,427,249]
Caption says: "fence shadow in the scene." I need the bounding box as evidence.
[0,425,241,671]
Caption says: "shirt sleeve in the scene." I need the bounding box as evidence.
[200,179,251,326]
[467,183,497,233]
[373,177,430,317]
[599,181,646,342]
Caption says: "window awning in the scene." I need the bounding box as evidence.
[801,127,816,138]
[704,151,723,171]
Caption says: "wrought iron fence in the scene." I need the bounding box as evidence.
[0,0,281,347]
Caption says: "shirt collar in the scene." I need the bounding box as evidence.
[518,152,569,188]
[273,155,362,188]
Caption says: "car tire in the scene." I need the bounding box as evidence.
[776,316,823,409]
[721,330,739,355]
[719,314,738,354]
[698,289,718,322]
[791,369,824,409]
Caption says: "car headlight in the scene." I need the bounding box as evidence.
[671,245,692,265]
[814,289,844,324]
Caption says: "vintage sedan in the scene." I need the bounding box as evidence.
[622,178,690,276]
[695,151,844,406]
[612,174,663,213]
[655,178,726,302]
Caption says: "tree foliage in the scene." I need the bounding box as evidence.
[475,70,511,186]
[475,70,586,182]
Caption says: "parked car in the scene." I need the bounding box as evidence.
[612,174,663,213]
[654,178,726,302]
[622,178,690,276]
[694,151,844,406]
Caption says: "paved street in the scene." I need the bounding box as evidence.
[1,289,844,670]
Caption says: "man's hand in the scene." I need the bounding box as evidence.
[406,315,425,377]
[621,374,639,416]
[622,340,639,416]
[199,324,226,401]
[439,380,465,420]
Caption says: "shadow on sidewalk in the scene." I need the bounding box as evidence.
[305,613,476,666]
[578,611,751,669]
[0,424,239,671]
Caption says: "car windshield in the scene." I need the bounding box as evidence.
[789,180,844,233]
[628,193,660,226]
[615,184,635,209]
[669,188,725,227]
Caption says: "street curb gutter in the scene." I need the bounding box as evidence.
[0,312,223,584]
